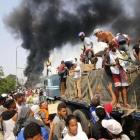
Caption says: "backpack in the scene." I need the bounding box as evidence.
[13,118,25,136]
[117,34,127,45]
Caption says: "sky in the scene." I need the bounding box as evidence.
[0,0,136,85]
[0,0,98,84]
[0,0,28,82]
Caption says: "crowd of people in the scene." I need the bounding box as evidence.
[0,87,130,140]
[1,29,138,140]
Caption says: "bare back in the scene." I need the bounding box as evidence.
[98,31,115,43]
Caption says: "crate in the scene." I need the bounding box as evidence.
[80,64,94,72]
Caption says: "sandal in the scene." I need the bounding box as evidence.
[123,104,133,109]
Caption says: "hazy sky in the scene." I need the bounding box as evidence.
[0,0,28,82]
[0,0,97,83]
[0,0,135,84]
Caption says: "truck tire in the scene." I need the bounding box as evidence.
[67,105,75,115]
[73,109,90,136]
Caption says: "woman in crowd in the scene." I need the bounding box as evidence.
[31,105,42,122]
[1,99,17,140]
[15,107,49,140]
[63,115,88,140]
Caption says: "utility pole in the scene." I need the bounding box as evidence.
[15,46,21,89]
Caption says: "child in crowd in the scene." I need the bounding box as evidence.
[63,115,88,140]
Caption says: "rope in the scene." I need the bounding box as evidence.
[129,70,137,109]
[85,71,93,100]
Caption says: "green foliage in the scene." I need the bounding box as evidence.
[0,66,4,77]
[0,74,21,95]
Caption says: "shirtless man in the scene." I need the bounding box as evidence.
[93,29,115,43]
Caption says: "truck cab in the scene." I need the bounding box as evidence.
[44,74,60,102]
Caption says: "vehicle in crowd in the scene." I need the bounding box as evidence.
[44,65,140,140]
[44,74,60,103]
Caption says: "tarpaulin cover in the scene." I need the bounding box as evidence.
[64,65,140,109]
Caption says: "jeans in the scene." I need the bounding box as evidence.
[118,44,130,56]
[85,52,93,64]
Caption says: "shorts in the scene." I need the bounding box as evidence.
[112,69,128,87]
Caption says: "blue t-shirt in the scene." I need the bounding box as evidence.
[17,126,49,140]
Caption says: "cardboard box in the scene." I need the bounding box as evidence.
[80,64,94,71]
[48,103,59,114]
[93,42,108,56]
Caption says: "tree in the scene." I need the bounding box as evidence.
[0,66,4,77]
[0,74,21,95]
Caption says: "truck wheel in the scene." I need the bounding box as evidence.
[73,109,90,136]
[67,105,75,115]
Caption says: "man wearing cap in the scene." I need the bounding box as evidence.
[70,62,82,99]
[91,107,110,140]
[93,29,115,44]
[102,119,130,140]
[78,32,94,64]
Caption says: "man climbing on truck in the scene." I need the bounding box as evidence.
[70,62,82,99]
[93,29,115,43]
[78,31,94,64]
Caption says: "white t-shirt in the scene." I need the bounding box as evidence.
[0,105,5,115]
[83,37,93,50]
[65,58,75,63]
[3,118,16,140]
[74,66,81,78]
[63,131,88,140]
[109,50,126,74]
[16,102,25,110]
[62,122,83,138]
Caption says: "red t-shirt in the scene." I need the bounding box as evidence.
[28,92,31,96]
[104,103,112,114]
[58,64,66,72]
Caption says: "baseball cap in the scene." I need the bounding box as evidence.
[78,32,85,37]
[102,119,122,135]
[93,29,101,35]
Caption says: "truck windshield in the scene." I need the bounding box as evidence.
[50,75,60,86]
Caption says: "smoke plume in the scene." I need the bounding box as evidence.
[3,0,140,87]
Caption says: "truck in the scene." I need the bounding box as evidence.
[44,65,140,140]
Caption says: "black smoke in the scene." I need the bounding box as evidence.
[3,0,140,87]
